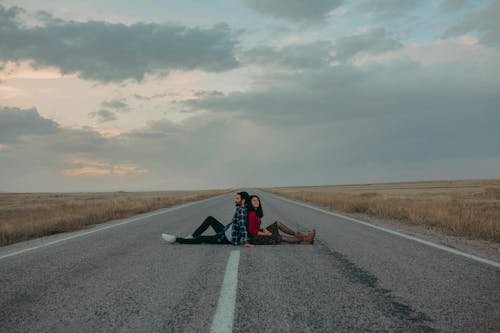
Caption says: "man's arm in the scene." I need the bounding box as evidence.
[236,207,253,247]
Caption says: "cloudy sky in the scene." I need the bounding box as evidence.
[1,0,499,191]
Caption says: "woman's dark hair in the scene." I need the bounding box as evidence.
[247,195,264,218]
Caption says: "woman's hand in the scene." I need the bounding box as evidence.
[243,242,255,248]
[261,229,272,236]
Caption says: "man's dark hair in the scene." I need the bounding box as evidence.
[237,191,250,203]
[247,195,264,218]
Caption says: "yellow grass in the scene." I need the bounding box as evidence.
[0,190,229,247]
[263,179,500,243]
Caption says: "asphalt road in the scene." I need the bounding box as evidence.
[1,190,499,332]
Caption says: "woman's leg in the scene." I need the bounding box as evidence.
[266,221,302,244]
[280,235,302,243]
[191,216,225,237]
[275,220,303,237]
[266,221,315,244]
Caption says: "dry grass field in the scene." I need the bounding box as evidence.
[263,179,500,243]
[0,190,229,247]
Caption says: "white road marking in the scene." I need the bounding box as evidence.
[0,195,222,261]
[270,193,500,269]
[211,250,240,333]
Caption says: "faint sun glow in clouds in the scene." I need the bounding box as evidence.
[0,0,499,191]
[62,155,149,177]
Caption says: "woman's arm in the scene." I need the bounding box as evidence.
[258,229,272,236]
[247,211,260,237]
[248,212,272,236]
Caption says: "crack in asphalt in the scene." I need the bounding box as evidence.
[315,239,436,332]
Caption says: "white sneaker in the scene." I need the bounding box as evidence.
[185,234,194,239]
[161,233,176,243]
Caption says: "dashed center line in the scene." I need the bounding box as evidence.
[210,250,240,333]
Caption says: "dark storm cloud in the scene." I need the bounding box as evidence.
[242,0,342,24]
[442,0,500,46]
[89,110,117,122]
[358,0,421,18]
[0,106,108,153]
[241,41,334,68]
[0,106,60,143]
[0,5,239,82]
[333,28,402,61]
[240,31,400,68]
[182,56,500,162]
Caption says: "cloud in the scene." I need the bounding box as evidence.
[0,5,239,82]
[2,63,500,192]
[442,0,500,46]
[239,30,401,68]
[440,0,471,12]
[89,109,117,122]
[358,0,421,18]
[0,109,154,190]
[241,41,334,68]
[0,85,24,99]
[101,98,129,111]
[0,106,60,143]
[333,28,402,61]
[62,155,148,176]
[181,47,500,170]
[125,119,180,139]
[0,104,285,190]
[133,93,170,101]
[192,90,224,98]
[242,0,342,24]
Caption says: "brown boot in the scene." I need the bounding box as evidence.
[302,229,316,244]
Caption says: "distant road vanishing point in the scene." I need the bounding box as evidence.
[1,190,499,332]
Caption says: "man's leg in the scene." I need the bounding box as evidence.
[191,216,225,237]
[176,234,229,244]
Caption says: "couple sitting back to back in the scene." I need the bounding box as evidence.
[161,191,315,247]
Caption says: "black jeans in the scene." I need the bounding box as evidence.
[192,216,225,236]
[175,216,230,244]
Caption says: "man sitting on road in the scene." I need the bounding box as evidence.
[161,191,255,248]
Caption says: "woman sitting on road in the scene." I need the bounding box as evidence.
[247,195,315,245]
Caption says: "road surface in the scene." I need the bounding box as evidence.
[1,190,499,332]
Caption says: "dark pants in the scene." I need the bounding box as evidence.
[175,216,230,244]
[192,216,225,236]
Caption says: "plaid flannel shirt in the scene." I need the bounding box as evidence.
[219,206,250,245]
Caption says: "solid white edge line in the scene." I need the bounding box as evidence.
[211,250,240,333]
[0,194,224,261]
[266,192,500,269]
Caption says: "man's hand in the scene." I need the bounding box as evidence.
[243,242,255,248]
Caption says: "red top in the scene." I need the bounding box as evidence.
[247,211,261,237]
